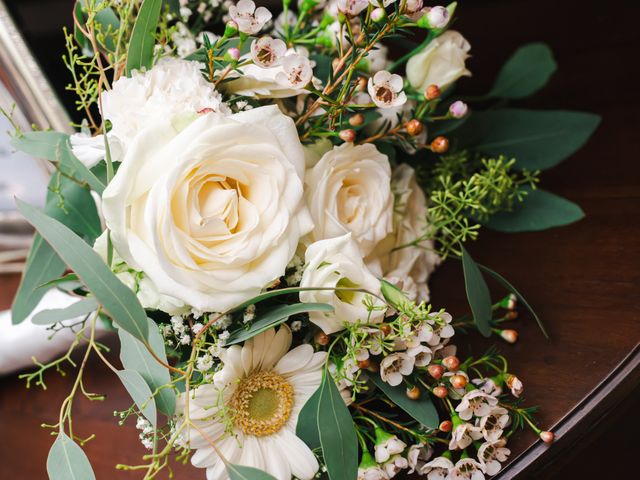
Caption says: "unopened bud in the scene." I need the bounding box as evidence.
[406,385,421,400]
[507,294,518,310]
[449,100,468,119]
[349,113,365,127]
[226,47,241,61]
[500,329,518,344]
[405,119,424,136]
[224,20,238,37]
[430,136,449,153]
[439,420,452,432]
[540,431,555,443]
[428,364,445,379]
[339,129,357,143]
[371,7,385,23]
[505,311,519,321]
[315,331,330,345]
[367,360,380,373]
[450,374,467,389]
[379,324,392,336]
[442,355,460,371]
[358,358,370,370]
[432,385,449,398]
[426,6,450,29]
[357,77,368,92]
[424,84,441,100]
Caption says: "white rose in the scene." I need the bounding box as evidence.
[367,165,440,302]
[300,234,385,334]
[101,106,313,312]
[70,58,228,168]
[406,30,471,92]
[305,143,393,256]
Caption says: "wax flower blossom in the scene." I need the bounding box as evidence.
[251,36,287,67]
[478,439,511,476]
[420,456,454,479]
[228,0,271,35]
[380,352,415,386]
[374,428,407,463]
[456,390,499,420]
[449,458,486,480]
[337,0,369,17]
[276,53,313,88]
[368,70,407,109]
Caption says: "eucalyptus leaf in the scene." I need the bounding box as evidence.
[117,369,157,427]
[454,109,601,170]
[477,263,548,339]
[461,247,492,337]
[225,303,333,346]
[10,131,105,194]
[118,318,176,416]
[32,297,98,325]
[482,187,584,232]
[227,464,278,480]
[17,200,149,342]
[370,375,438,428]
[488,43,556,99]
[126,0,163,75]
[46,432,96,480]
[317,371,358,480]
[296,386,321,450]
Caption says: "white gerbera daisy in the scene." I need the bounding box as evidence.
[177,326,326,480]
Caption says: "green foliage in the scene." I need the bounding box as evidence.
[47,432,96,480]
[126,0,163,75]
[17,200,149,342]
[116,369,157,427]
[227,464,278,480]
[316,371,358,480]
[32,297,98,325]
[453,109,601,171]
[370,375,439,428]
[487,43,557,99]
[296,386,322,450]
[482,187,584,232]
[461,246,493,338]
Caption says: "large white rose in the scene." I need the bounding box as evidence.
[366,165,440,302]
[70,58,228,167]
[406,30,471,93]
[101,106,313,312]
[300,234,386,334]
[305,143,393,256]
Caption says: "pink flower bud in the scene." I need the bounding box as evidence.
[449,100,468,118]
[427,6,450,29]
[500,329,518,344]
[540,431,555,443]
[371,7,385,23]
[227,47,240,61]
[339,129,357,143]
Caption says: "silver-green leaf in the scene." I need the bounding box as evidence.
[126,0,163,75]
[116,369,157,427]
[227,464,278,480]
[370,375,438,428]
[461,246,492,337]
[46,432,96,480]
[32,297,98,325]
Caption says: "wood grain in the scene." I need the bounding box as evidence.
[1,0,639,478]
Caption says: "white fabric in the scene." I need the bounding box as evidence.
[0,289,106,376]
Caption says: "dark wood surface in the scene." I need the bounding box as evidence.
[1,0,639,478]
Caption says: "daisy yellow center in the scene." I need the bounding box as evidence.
[231,371,294,437]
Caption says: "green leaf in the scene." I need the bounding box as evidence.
[32,297,98,325]
[380,279,408,310]
[477,263,548,339]
[46,432,96,480]
[11,131,105,194]
[117,369,157,427]
[225,303,333,346]
[317,371,358,480]
[454,109,601,170]
[488,43,557,99]
[118,318,176,417]
[227,464,278,480]
[370,375,438,428]
[126,0,163,75]
[95,6,120,52]
[296,386,321,450]
[17,200,149,342]
[483,187,584,232]
[461,246,492,337]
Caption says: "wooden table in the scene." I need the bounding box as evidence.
[1,0,639,478]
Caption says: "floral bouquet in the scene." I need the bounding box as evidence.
[1,0,599,479]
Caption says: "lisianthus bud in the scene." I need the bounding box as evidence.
[226,47,241,61]
[540,431,555,443]
[406,385,421,400]
[349,113,365,127]
[430,136,449,153]
[425,84,441,100]
[500,329,518,344]
[450,374,467,389]
[371,7,386,23]
[442,355,460,371]
[339,129,357,142]
[433,385,449,398]
[449,100,468,118]
[224,20,238,37]
[405,119,424,136]
[428,364,445,379]
[439,420,453,432]
[315,331,330,345]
